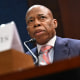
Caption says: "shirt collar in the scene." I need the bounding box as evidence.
[37,35,56,53]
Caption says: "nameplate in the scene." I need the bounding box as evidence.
[0,21,24,52]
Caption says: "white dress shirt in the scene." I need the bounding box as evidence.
[37,35,56,65]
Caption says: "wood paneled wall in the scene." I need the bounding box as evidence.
[58,0,80,39]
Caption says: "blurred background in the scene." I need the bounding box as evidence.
[0,0,80,52]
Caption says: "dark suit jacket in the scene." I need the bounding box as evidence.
[26,36,80,64]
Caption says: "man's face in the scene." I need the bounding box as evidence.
[26,6,57,45]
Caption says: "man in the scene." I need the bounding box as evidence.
[25,5,80,66]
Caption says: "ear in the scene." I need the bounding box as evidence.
[26,27,29,35]
[52,19,58,28]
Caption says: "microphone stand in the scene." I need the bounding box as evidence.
[24,39,38,64]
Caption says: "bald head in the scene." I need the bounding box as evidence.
[26,5,53,19]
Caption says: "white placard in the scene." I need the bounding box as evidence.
[0,21,24,53]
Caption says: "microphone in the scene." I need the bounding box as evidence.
[24,38,38,64]
[24,38,36,43]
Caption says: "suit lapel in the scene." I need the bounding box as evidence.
[34,36,70,63]
[54,36,70,62]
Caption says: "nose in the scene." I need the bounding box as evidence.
[34,19,41,27]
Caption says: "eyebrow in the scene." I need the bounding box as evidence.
[27,17,33,21]
[27,14,45,21]
[38,14,44,16]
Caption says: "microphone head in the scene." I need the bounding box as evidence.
[29,38,36,43]
[24,38,36,44]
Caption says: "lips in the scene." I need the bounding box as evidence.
[34,29,45,36]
